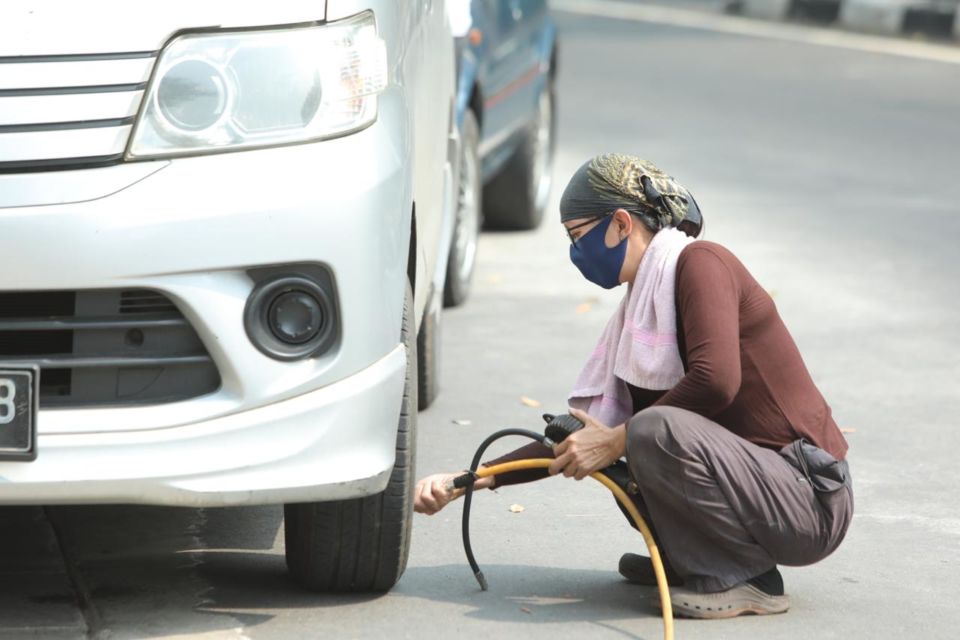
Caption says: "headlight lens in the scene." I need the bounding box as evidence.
[156,59,231,132]
[127,11,387,158]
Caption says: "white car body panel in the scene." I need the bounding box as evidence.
[329,0,458,318]
[0,1,457,506]
[0,1,327,56]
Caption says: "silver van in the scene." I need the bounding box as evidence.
[0,1,458,591]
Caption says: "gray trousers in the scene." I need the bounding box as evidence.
[625,407,854,593]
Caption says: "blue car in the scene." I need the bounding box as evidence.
[444,0,558,306]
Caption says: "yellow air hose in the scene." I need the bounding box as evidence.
[469,458,674,640]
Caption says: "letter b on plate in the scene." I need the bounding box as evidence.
[0,379,15,425]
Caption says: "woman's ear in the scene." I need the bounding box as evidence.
[614,208,632,239]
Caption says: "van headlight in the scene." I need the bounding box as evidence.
[127,11,387,159]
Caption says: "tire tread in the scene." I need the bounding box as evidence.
[284,281,416,592]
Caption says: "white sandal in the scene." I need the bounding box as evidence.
[653,583,790,619]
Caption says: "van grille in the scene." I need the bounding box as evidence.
[0,289,220,407]
[0,51,157,172]
[119,290,178,315]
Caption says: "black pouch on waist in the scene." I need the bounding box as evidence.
[780,439,849,493]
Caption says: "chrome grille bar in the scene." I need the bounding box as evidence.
[0,51,156,170]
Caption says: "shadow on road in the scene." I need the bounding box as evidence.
[3,504,666,638]
[42,504,291,637]
[394,563,660,637]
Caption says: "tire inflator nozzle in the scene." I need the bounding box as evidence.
[451,472,477,490]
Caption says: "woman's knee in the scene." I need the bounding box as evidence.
[626,407,708,473]
[626,407,674,452]
[625,408,684,482]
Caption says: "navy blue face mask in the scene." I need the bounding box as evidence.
[569,215,627,289]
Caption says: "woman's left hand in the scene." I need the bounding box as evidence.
[548,408,627,480]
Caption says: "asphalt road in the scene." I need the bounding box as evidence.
[3,5,959,639]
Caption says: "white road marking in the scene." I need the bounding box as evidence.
[551,0,960,65]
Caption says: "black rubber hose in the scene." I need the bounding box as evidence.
[456,428,547,591]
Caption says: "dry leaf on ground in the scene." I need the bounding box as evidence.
[575,302,592,314]
[451,419,472,426]
[520,607,532,614]
[520,396,542,408]
[509,504,525,513]
[841,427,857,434]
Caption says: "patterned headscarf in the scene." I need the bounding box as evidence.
[559,153,702,231]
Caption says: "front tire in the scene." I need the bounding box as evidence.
[283,281,416,592]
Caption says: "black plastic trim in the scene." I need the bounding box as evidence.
[0,289,221,407]
[0,154,124,174]
[0,83,147,97]
[0,354,212,369]
[0,315,186,331]
[0,117,134,134]
[0,51,157,64]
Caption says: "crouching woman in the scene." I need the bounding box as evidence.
[414,154,853,619]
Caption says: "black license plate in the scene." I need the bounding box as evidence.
[0,366,38,461]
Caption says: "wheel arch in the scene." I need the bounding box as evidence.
[407,203,417,295]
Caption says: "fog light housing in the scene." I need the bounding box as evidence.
[245,275,336,361]
[269,291,323,345]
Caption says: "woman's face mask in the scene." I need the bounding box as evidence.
[568,215,627,289]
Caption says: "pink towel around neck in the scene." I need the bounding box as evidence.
[568,227,695,427]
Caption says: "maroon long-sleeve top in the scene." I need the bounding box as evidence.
[486,241,848,486]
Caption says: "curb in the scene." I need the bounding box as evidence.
[739,0,793,19]
[841,0,916,35]
[735,0,960,39]
[841,0,958,37]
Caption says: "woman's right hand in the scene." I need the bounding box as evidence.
[414,472,463,515]
[414,471,495,515]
